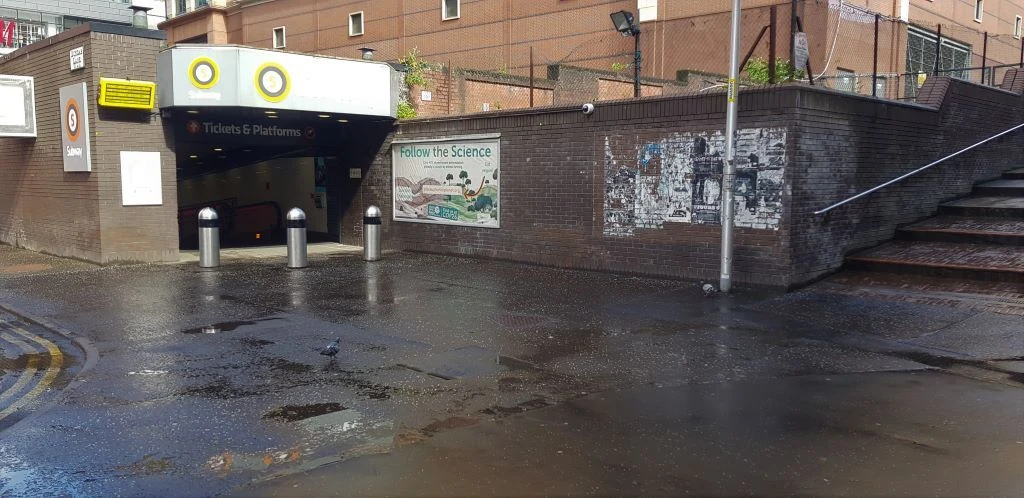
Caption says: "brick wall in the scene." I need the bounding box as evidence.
[788,77,1024,284]
[347,78,1022,288]
[0,24,177,263]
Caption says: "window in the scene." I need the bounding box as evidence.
[1015,15,1022,39]
[905,26,971,96]
[273,26,285,48]
[974,0,983,22]
[638,0,657,22]
[349,12,363,36]
[442,0,459,20]
[835,69,856,92]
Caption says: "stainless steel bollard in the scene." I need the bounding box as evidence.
[363,205,381,262]
[286,207,307,269]
[198,207,220,268]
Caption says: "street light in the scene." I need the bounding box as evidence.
[610,10,641,98]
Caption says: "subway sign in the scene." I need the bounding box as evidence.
[177,118,322,145]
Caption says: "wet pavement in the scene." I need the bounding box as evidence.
[0,246,1021,496]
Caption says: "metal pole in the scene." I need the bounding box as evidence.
[634,29,642,98]
[933,24,942,76]
[740,26,770,77]
[363,205,382,262]
[1019,36,1023,68]
[198,207,220,269]
[720,0,741,294]
[872,14,879,97]
[286,207,307,269]
[769,5,777,84]
[791,0,798,77]
[529,46,535,107]
[982,32,988,85]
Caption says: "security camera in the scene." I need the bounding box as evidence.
[581,103,595,115]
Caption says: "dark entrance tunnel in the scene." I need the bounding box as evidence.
[170,108,392,249]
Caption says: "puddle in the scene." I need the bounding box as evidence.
[181,318,281,334]
[115,454,175,475]
[263,403,346,422]
[480,397,552,417]
[0,353,44,373]
[422,416,479,434]
[894,351,1024,385]
[178,380,262,399]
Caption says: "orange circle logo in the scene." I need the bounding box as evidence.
[65,99,81,142]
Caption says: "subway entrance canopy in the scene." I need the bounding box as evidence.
[157,45,400,171]
[157,45,400,118]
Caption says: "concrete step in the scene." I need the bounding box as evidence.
[1003,168,1024,180]
[938,196,1024,218]
[845,241,1024,283]
[897,216,1024,245]
[974,179,1024,196]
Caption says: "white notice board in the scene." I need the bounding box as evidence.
[120,151,163,206]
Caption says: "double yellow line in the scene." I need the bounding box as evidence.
[0,323,63,423]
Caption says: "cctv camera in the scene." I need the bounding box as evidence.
[581,103,595,115]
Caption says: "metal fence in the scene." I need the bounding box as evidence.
[385,0,1024,118]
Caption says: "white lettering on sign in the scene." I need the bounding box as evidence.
[69,47,84,71]
[199,121,303,137]
[66,146,83,157]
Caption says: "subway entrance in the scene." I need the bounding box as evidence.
[156,44,399,250]
[172,109,391,249]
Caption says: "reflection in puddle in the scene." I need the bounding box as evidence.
[263,403,346,423]
[180,317,282,335]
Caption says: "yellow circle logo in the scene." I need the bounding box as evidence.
[188,57,220,89]
[254,62,290,103]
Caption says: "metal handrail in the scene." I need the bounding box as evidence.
[814,122,1024,215]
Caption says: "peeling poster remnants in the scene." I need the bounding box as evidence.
[603,128,786,236]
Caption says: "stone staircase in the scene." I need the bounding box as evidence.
[845,168,1024,283]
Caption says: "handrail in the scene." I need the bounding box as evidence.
[814,122,1024,215]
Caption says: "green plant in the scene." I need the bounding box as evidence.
[611,62,629,73]
[745,57,805,84]
[399,47,430,88]
[396,100,417,119]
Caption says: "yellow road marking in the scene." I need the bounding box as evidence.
[0,324,63,422]
[0,332,40,405]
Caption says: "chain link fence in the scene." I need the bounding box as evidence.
[379,0,1024,118]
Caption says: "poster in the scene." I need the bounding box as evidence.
[392,135,500,228]
[120,151,163,206]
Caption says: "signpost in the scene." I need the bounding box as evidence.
[793,32,809,73]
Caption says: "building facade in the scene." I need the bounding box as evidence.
[158,0,1024,100]
[0,0,166,54]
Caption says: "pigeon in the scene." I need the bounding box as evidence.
[319,338,341,358]
[701,282,719,298]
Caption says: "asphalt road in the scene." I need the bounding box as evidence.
[0,248,1020,497]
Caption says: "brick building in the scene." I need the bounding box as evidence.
[158,0,1024,106]
[0,0,166,55]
